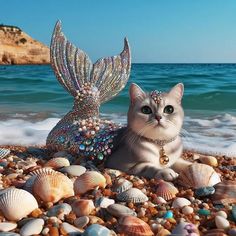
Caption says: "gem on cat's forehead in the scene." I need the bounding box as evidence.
[150,90,162,104]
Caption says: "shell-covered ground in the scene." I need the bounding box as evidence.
[0,145,235,236]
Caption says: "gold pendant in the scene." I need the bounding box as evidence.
[159,146,169,165]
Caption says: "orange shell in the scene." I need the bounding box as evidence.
[44,157,70,169]
[155,180,178,201]
[118,216,154,236]
[74,171,106,195]
[71,199,95,217]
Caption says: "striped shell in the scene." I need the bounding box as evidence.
[117,188,148,203]
[178,163,221,189]
[71,199,95,217]
[29,167,56,176]
[107,204,137,218]
[155,180,179,201]
[44,157,70,169]
[112,178,133,193]
[0,188,38,221]
[212,180,236,204]
[118,216,154,236]
[33,170,74,203]
[0,148,10,159]
[74,171,106,195]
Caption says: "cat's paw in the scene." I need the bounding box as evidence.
[155,168,179,181]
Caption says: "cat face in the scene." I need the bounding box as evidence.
[128,83,184,140]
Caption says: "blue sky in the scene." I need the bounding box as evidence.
[1,0,236,63]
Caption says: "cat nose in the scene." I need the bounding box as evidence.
[155,115,162,121]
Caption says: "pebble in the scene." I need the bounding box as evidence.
[41,227,50,235]
[83,224,111,236]
[0,222,17,232]
[60,165,86,176]
[47,203,72,218]
[0,233,20,236]
[74,216,90,229]
[182,206,194,215]
[216,211,228,219]
[107,204,137,218]
[163,210,173,219]
[20,219,44,236]
[95,197,115,208]
[198,209,211,216]
[199,155,218,167]
[61,222,83,234]
[232,205,236,222]
[229,228,236,236]
[195,186,215,197]
[215,215,230,229]
[172,197,191,208]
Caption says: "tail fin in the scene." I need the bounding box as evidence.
[50,21,131,105]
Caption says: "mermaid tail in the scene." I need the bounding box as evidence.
[47,21,131,161]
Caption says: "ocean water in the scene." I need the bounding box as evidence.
[0,64,235,156]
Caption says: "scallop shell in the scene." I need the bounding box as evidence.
[44,157,70,169]
[0,148,10,159]
[74,171,106,195]
[117,188,148,203]
[178,163,221,189]
[112,178,133,193]
[0,188,38,221]
[107,204,137,218]
[33,170,74,203]
[212,180,236,204]
[118,216,154,236]
[29,167,56,176]
[155,180,179,201]
[172,197,191,209]
[71,199,95,217]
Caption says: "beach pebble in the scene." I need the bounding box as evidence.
[216,210,227,219]
[232,205,236,222]
[107,204,137,217]
[172,197,191,208]
[182,206,194,215]
[60,165,86,176]
[83,224,112,236]
[199,155,218,167]
[61,222,83,234]
[0,222,17,232]
[47,203,72,218]
[41,227,50,235]
[163,210,173,219]
[74,216,90,229]
[96,197,115,208]
[105,168,123,177]
[20,219,44,236]
[229,228,236,236]
[215,215,230,229]
[198,209,210,216]
[195,186,215,197]
[154,196,167,204]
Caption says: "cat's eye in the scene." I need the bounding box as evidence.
[164,105,174,114]
[141,106,152,114]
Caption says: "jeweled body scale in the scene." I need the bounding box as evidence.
[46,21,131,162]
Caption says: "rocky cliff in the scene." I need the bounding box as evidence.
[0,25,50,65]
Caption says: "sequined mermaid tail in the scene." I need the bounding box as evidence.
[46,21,131,161]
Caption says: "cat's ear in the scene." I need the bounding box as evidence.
[168,83,184,104]
[129,83,146,104]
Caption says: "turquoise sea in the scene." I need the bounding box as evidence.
[0,64,235,156]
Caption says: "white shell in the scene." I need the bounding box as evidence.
[112,178,133,193]
[117,188,148,203]
[107,204,137,218]
[60,165,86,177]
[45,157,70,169]
[19,219,44,236]
[0,188,38,221]
[0,222,17,232]
[172,197,191,209]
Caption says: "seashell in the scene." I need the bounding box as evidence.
[74,216,90,229]
[215,216,230,229]
[171,222,199,236]
[0,148,10,159]
[47,203,72,217]
[74,171,106,195]
[107,204,137,218]
[199,155,218,167]
[71,199,95,217]
[61,222,83,234]
[60,165,86,177]
[155,180,178,201]
[117,188,148,203]
[23,175,37,193]
[118,216,154,236]
[172,197,191,209]
[29,167,56,176]
[182,206,194,215]
[178,163,221,189]
[44,157,70,169]
[0,222,17,232]
[19,218,44,236]
[33,170,74,203]
[212,180,236,204]
[104,168,123,177]
[0,188,38,221]
[112,177,133,193]
[154,196,167,204]
[215,211,227,219]
[83,224,111,236]
[95,197,115,208]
